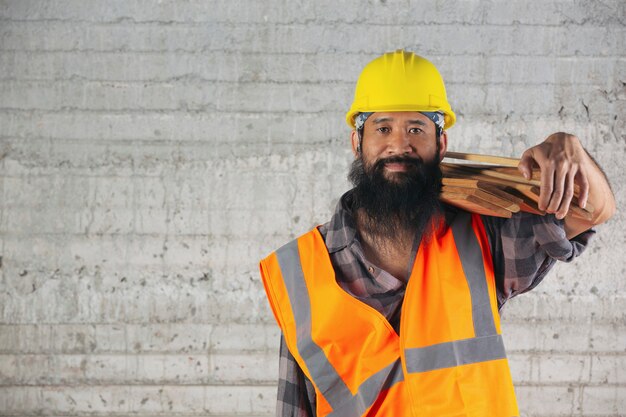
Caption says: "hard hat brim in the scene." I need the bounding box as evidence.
[346,107,456,130]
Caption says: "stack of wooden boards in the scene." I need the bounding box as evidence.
[440,152,594,219]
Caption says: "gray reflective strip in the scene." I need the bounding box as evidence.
[405,334,506,373]
[450,211,497,337]
[275,238,403,417]
[405,211,505,374]
[276,240,352,408]
[330,359,404,417]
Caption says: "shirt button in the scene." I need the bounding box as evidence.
[368,266,374,273]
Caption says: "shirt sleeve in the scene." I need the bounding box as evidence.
[481,211,595,308]
[276,335,317,417]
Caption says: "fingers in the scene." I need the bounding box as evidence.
[522,133,590,220]
[545,162,567,214]
[517,151,534,180]
[538,159,554,212]
[520,148,563,214]
[555,169,576,219]
[576,169,590,209]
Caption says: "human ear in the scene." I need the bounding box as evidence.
[350,130,360,157]
[438,131,448,161]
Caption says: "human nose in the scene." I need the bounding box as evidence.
[386,130,413,155]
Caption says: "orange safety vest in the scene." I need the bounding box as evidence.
[260,211,519,417]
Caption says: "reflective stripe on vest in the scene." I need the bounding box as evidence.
[276,239,404,417]
[404,211,506,374]
[268,211,511,415]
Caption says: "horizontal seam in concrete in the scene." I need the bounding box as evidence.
[0,48,621,57]
[1,109,618,118]
[0,79,617,87]
[0,18,623,27]
[0,108,336,115]
[2,50,624,59]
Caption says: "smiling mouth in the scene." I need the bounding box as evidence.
[384,161,412,172]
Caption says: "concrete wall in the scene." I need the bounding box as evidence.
[0,1,624,416]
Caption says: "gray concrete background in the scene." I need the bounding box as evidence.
[0,0,624,416]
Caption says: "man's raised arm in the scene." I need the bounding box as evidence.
[517,132,616,239]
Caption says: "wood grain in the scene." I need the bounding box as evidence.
[439,152,592,221]
[440,191,514,218]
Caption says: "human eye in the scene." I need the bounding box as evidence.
[408,127,423,134]
[377,126,390,134]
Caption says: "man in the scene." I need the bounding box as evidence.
[259,50,615,416]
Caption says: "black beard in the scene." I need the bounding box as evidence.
[348,154,443,242]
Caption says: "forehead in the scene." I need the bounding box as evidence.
[366,111,433,126]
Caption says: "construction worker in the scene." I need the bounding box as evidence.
[259,50,616,416]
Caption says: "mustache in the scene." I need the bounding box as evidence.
[372,155,424,171]
[347,153,443,244]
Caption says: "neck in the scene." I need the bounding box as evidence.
[354,209,420,283]
[355,208,417,255]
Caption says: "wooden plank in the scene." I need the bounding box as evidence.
[496,187,546,215]
[442,165,538,189]
[441,163,541,186]
[469,165,541,182]
[477,183,525,206]
[442,177,481,188]
[447,169,585,208]
[441,154,593,219]
[529,186,594,214]
[444,151,521,167]
[512,186,591,219]
[442,185,521,212]
[459,164,542,183]
[443,162,587,196]
[440,191,514,218]
[442,177,526,208]
[495,187,589,219]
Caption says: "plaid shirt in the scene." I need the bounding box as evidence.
[275,190,594,416]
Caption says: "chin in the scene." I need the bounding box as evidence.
[383,171,414,182]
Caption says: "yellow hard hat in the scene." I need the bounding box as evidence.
[345,50,456,130]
